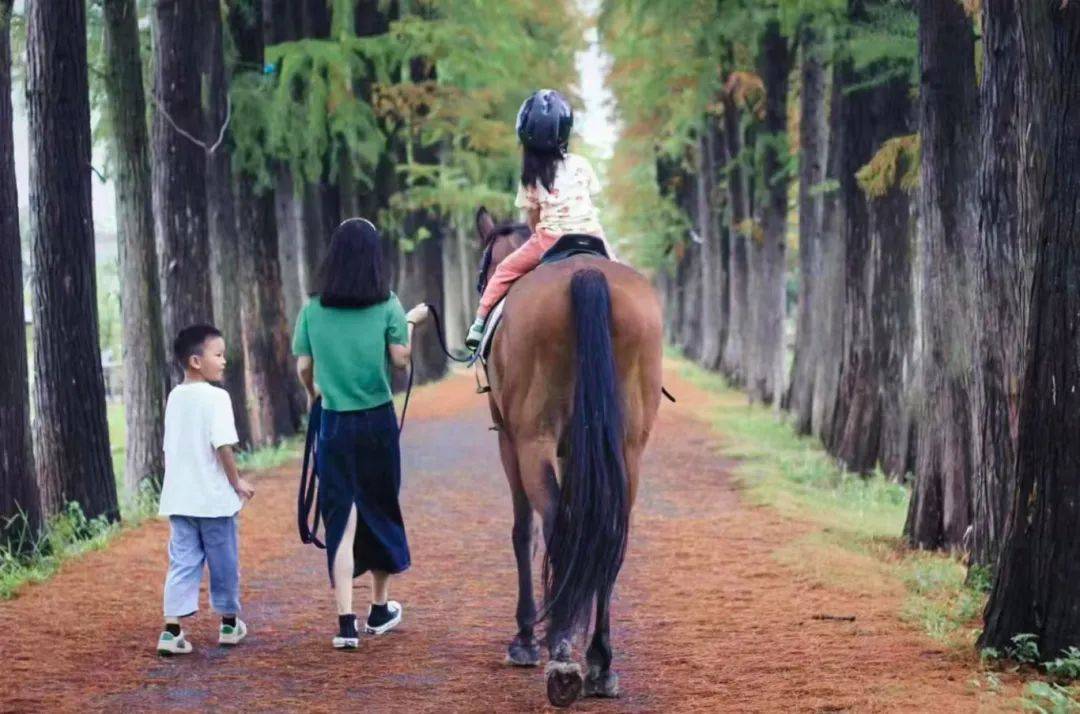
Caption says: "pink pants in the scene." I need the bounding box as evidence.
[478,229,560,317]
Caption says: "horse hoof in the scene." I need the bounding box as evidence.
[545,660,583,708]
[583,668,619,698]
[505,639,541,667]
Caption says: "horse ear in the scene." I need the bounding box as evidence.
[475,206,496,243]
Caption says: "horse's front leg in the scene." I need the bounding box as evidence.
[499,431,541,666]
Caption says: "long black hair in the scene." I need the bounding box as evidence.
[521,145,565,193]
[317,218,390,308]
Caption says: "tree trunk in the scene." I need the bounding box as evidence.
[0,0,41,546]
[979,0,1080,655]
[967,0,1027,573]
[441,224,468,352]
[904,0,978,551]
[788,22,828,432]
[201,0,252,448]
[749,19,792,405]
[811,62,846,443]
[396,227,447,384]
[27,0,118,520]
[230,0,300,444]
[299,181,324,295]
[869,165,916,477]
[697,125,726,371]
[829,71,913,474]
[152,0,213,369]
[275,170,304,329]
[679,239,703,360]
[721,91,750,386]
[102,0,168,492]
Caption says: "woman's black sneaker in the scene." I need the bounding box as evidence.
[365,601,402,635]
[333,613,359,650]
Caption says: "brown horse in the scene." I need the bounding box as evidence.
[474,208,663,707]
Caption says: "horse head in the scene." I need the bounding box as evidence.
[474,206,530,296]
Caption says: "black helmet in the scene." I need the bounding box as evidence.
[515,89,573,153]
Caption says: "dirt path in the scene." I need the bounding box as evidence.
[0,367,1002,712]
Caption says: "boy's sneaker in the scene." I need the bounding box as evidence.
[365,601,403,635]
[218,619,248,646]
[157,630,193,656]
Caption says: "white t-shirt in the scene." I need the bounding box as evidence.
[158,382,241,518]
[515,153,605,237]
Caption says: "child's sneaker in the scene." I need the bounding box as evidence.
[157,630,193,656]
[218,619,247,646]
[333,614,359,650]
[365,601,402,635]
[465,318,486,352]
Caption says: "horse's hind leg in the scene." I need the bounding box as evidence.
[583,587,619,698]
[499,432,541,667]
[516,441,585,707]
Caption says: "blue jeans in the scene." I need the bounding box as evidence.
[162,515,241,618]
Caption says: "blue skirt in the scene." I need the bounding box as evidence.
[317,402,410,585]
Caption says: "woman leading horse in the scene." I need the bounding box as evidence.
[475,208,663,707]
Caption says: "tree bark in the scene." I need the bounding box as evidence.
[904,0,978,551]
[679,240,703,360]
[829,71,913,474]
[275,170,304,330]
[102,0,168,492]
[0,0,41,546]
[788,21,828,432]
[201,0,252,448]
[979,0,1080,655]
[749,19,792,405]
[811,62,846,444]
[967,0,1027,573]
[721,90,750,386]
[152,0,213,368]
[27,0,119,520]
[697,124,726,371]
[230,0,300,444]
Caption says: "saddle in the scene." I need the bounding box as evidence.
[477,234,610,364]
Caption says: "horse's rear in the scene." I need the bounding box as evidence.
[487,255,662,707]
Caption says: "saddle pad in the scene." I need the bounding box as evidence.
[478,297,507,365]
[540,233,610,265]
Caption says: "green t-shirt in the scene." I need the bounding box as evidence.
[292,294,409,412]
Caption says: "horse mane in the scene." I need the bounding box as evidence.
[476,222,531,295]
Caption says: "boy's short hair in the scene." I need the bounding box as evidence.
[173,324,223,367]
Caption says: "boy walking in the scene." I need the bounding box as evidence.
[156,325,256,655]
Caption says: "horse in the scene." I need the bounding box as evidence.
[474,207,663,707]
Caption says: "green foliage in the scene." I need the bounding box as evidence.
[1008,634,1044,665]
[1046,649,1080,681]
[1021,682,1080,713]
[0,502,117,600]
[901,553,986,648]
[856,133,920,197]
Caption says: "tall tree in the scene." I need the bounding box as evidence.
[979,0,1080,657]
[27,0,119,520]
[720,87,751,385]
[201,0,252,447]
[747,18,791,404]
[904,0,978,551]
[101,0,168,492]
[697,122,727,371]
[967,0,1026,572]
[0,0,40,545]
[810,60,847,443]
[787,20,828,433]
[230,0,299,444]
[152,0,214,360]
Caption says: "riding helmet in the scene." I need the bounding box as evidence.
[515,89,573,153]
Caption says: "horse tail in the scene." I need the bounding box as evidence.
[542,267,629,643]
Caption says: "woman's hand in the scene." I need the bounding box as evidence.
[406,303,430,326]
[307,385,322,411]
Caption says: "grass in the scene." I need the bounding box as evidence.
[668,354,988,650]
[1,406,302,601]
